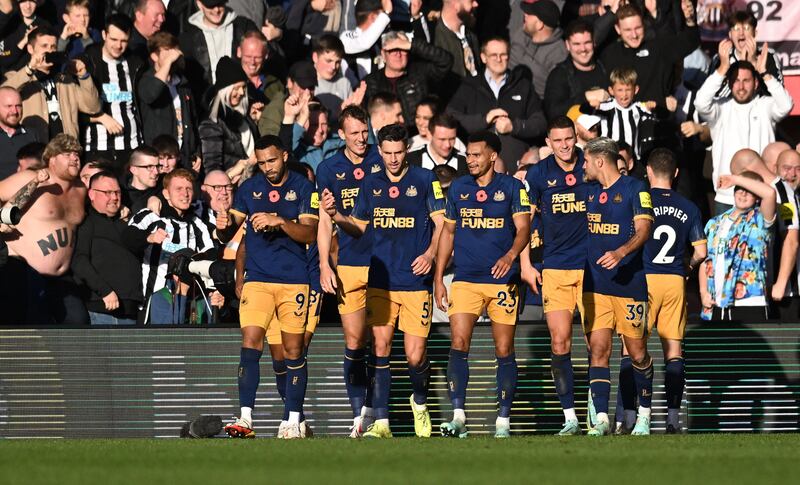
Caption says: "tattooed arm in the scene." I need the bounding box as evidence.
[6,169,50,211]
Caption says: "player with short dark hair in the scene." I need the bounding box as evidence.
[223,135,319,440]
[321,123,446,438]
[435,131,530,438]
[520,116,589,435]
[581,137,654,436]
[630,148,706,434]
[315,104,384,438]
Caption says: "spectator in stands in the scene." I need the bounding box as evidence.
[79,158,113,188]
[729,149,799,320]
[73,170,142,325]
[284,0,341,62]
[238,31,284,120]
[122,145,160,214]
[0,0,50,74]
[311,34,353,124]
[709,9,784,100]
[2,26,101,142]
[283,96,340,173]
[695,43,793,214]
[367,91,404,137]
[130,0,166,60]
[199,56,257,182]
[340,0,391,82]
[152,135,182,175]
[228,0,266,26]
[615,140,645,180]
[600,1,699,108]
[258,60,316,139]
[761,141,792,175]
[364,30,452,129]
[57,0,101,59]
[409,96,467,154]
[448,36,546,171]
[261,5,288,82]
[124,168,218,324]
[776,149,800,191]
[594,67,653,159]
[81,14,144,175]
[199,169,235,244]
[15,141,45,172]
[0,86,37,180]
[181,0,257,108]
[432,0,481,97]
[543,19,609,121]
[407,113,468,176]
[136,32,198,164]
[700,170,776,321]
[509,0,567,99]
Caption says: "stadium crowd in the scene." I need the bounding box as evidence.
[0,0,798,438]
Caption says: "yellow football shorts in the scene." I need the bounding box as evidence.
[542,269,584,314]
[336,265,369,314]
[582,292,647,339]
[366,288,432,338]
[265,288,323,345]
[448,281,519,325]
[646,274,686,341]
[240,282,309,336]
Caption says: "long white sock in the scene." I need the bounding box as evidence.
[240,407,252,423]
[496,416,510,427]
[563,408,577,422]
[596,412,609,424]
[453,408,466,423]
[361,406,374,418]
[638,406,651,419]
[288,411,300,424]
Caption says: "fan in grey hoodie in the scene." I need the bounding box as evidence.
[181,1,258,105]
[508,0,568,98]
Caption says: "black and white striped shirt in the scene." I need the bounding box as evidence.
[84,55,141,152]
[128,207,216,300]
[597,99,652,159]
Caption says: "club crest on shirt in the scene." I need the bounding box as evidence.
[613,193,622,203]
[547,179,557,187]
[406,185,418,197]
[335,172,346,180]
[493,190,505,202]
[371,164,382,173]
[373,189,382,197]
[460,193,470,200]
[285,190,297,201]
[252,191,263,200]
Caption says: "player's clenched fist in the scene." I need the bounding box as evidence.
[320,188,338,217]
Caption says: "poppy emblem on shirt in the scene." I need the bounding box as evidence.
[599,192,608,204]
[565,174,576,186]
[389,186,400,198]
[476,190,488,202]
[285,190,297,201]
[371,164,382,173]
[354,168,365,180]
[269,190,280,202]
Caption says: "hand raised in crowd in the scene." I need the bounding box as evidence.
[717,39,733,74]
[486,108,509,125]
[96,113,124,135]
[192,155,203,174]
[494,116,513,135]
[27,51,52,73]
[320,188,337,218]
[755,42,770,76]
[585,88,609,108]
[341,81,367,110]
[665,96,678,112]
[17,24,34,49]
[61,21,86,40]
[102,291,119,311]
[680,121,703,138]
[250,101,265,123]
[283,91,311,123]
[119,205,131,221]
[147,228,169,244]
[717,174,736,190]
[70,59,88,78]
[35,168,50,184]
[146,195,162,215]
[215,210,231,232]
[742,35,757,63]
[381,0,394,15]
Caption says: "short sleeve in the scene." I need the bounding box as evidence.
[316,161,332,193]
[511,178,531,216]
[427,172,446,216]
[232,181,250,217]
[632,181,654,221]
[298,180,319,220]
[689,205,706,246]
[523,163,540,209]
[444,182,457,223]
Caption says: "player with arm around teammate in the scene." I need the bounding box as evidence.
[321,123,446,438]
[581,137,654,436]
[434,131,531,438]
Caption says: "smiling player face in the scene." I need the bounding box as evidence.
[465,141,495,178]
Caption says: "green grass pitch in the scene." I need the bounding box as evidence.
[1,435,798,485]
